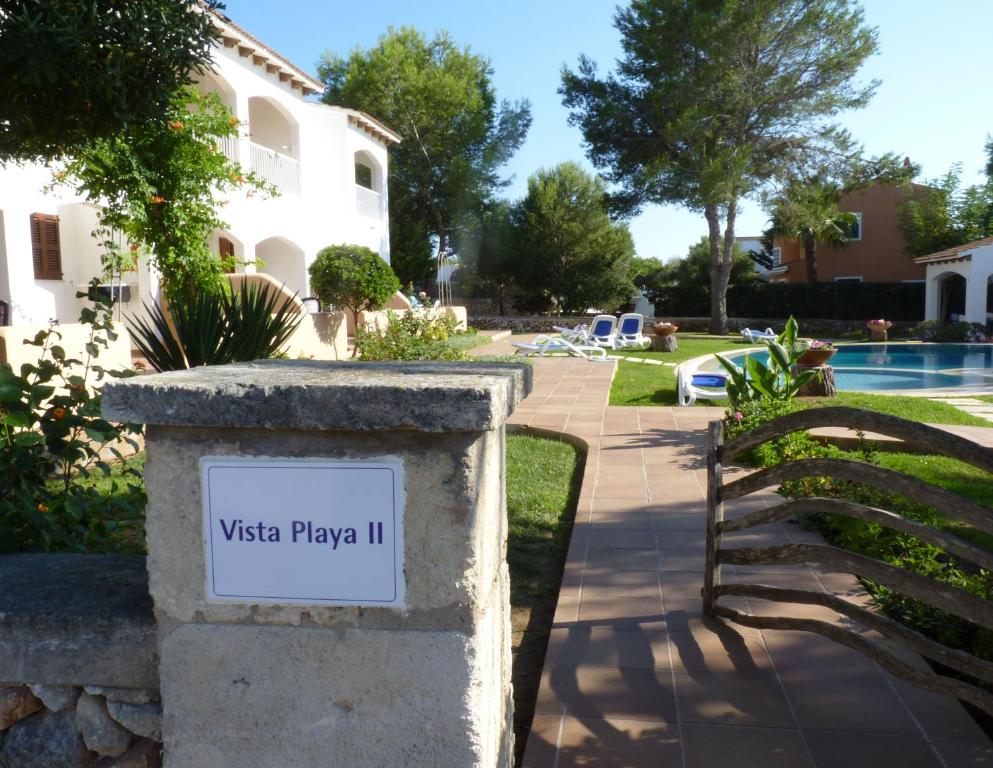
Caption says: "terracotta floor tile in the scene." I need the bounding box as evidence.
[761,631,884,683]
[667,624,773,675]
[657,529,706,549]
[653,513,706,531]
[577,596,665,629]
[589,528,658,549]
[590,512,654,530]
[673,671,795,728]
[889,678,990,742]
[560,626,671,670]
[536,666,678,722]
[681,723,814,768]
[586,547,660,572]
[782,675,919,733]
[932,737,993,767]
[659,548,706,572]
[804,730,942,768]
[520,713,561,768]
[659,572,706,603]
[552,715,682,768]
[580,570,662,600]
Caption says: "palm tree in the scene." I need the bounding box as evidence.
[769,180,858,283]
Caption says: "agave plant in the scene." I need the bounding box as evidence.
[128,282,302,372]
[715,316,819,407]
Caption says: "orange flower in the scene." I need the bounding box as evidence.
[52,407,67,419]
[149,195,165,205]
[130,243,139,252]
[168,120,184,131]
[229,117,240,127]
[37,503,49,514]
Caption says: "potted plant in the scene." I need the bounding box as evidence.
[867,318,892,341]
[798,339,836,367]
[653,321,678,336]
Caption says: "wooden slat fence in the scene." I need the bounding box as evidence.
[704,406,993,715]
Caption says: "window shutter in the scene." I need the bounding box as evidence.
[30,213,62,280]
[218,236,235,273]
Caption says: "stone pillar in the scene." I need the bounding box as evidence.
[102,360,531,768]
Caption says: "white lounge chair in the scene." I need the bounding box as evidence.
[616,313,651,349]
[677,364,729,406]
[552,323,589,343]
[588,315,618,348]
[511,335,610,362]
[740,327,776,344]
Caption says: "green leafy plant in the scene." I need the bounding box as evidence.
[128,282,303,371]
[55,88,272,298]
[308,244,402,341]
[0,285,143,552]
[715,317,819,407]
[355,310,467,361]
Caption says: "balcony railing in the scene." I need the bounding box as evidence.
[355,185,382,219]
[249,141,299,196]
[218,134,239,162]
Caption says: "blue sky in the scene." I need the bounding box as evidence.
[226,0,993,262]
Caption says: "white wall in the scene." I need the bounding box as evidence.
[924,246,993,325]
[0,30,395,327]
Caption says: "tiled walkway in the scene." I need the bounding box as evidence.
[473,344,993,767]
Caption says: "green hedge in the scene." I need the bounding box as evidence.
[660,281,925,321]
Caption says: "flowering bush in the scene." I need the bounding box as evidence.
[806,339,834,350]
[0,286,143,552]
[355,310,467,361]
[866,318,891,327]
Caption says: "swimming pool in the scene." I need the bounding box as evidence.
[714,343,993,392]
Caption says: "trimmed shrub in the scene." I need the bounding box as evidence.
[308,245,401,329]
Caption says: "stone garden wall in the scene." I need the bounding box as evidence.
[0,555,161,768]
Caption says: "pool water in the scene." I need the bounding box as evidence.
[721,343,993,392]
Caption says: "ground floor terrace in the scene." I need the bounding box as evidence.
[467,339,993,767]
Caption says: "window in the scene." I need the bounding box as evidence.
[354,162,374,190]
[30,213,62,280]
[834,276,863,283]
[843,212,862,241]
[218,236,236,274]
[771,246,782,266]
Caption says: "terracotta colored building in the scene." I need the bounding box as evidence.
[771,182,926,284]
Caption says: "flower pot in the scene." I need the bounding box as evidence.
[653,323,678,337]
[798,347,837,367]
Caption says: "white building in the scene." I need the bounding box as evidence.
[916,236,993,326]
[0,10,400,327]
[734,235,783,282]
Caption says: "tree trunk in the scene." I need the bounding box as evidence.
[804,237,818,283]
[706,202,736,335]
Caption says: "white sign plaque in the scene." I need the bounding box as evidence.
[201,457,404,607]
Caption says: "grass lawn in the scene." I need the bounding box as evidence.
[871,451,993,550]
[609,334,993,426]
[505,432,584,764]
[609,334,743,406]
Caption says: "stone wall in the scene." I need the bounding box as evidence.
[0,555,161,768]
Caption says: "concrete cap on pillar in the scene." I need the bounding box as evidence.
[102,360,532,433]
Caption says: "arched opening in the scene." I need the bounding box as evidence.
[354,150,383,218]
[986,274,993,333]
[192,70,239,161]
[938,272,967,323]
[247,97,300,194]
[254,237,307,296]
[211,231,244,274]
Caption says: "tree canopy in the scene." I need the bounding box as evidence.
[511,162,635,315]
[319,27,531,286]
[0,0,220,162]
[560,0,879,333]
[898,138,993,257]
[308,244,401,330]
[56,88,263,298]
[658,237,755,316]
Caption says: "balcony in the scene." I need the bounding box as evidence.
[249,141,299,196]
[218,134,239,162]
[355,185,382,219]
